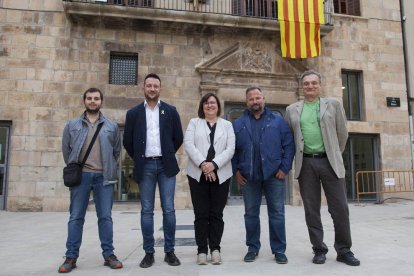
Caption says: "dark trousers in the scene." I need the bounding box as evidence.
[298,157,352,256]
[188,175,230,254]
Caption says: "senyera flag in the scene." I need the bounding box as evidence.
[278,0,325,58]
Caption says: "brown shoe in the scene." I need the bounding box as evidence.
[58,257,77,273]
[104,254,123,269]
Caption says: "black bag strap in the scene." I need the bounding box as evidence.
[80,122,103,166]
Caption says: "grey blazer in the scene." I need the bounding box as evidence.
[285,97,348,179]
[184,117,235,184]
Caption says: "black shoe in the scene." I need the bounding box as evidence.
[139,253,154,268]
[164,251,181,266]
[275,253,288,264]
[336,252,360,266]
[312,252,326,264]
[243,252,258,262]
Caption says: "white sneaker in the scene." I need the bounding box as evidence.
[211,250,222,265]
[197,253,208,265]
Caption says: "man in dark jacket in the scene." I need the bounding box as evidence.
[123,73,183,268]
[232,86,295,264]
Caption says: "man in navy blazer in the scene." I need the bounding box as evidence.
[123,73,183,268]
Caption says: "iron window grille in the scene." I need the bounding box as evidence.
[109,52,138,85]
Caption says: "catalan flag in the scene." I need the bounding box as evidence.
[278,0,325,58]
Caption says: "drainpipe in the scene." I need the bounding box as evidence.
[399,0,414,169]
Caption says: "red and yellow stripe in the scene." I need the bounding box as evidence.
[278,0,324,58]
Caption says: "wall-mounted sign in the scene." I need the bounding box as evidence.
[386,97,400,107]
[384,178,395,186]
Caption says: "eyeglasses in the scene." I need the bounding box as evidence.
[203,101,217,106]
[303,81,320,87]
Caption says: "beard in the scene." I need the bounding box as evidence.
[85,106,100,114]
[145,93,159,102]
[249,104,264,114]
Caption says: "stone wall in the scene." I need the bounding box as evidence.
[322,1,410,171]
[0,0,411,211]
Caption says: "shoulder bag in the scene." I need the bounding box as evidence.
[63,123,103,187]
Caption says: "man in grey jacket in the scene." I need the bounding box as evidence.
[285,70,360,266]
[59,88,122,273]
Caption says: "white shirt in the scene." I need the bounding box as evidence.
[144,100,162,157]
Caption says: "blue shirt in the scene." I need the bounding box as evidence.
[249,109,266,182]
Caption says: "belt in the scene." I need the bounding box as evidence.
[145,156,162,160]
[303,152,327,158]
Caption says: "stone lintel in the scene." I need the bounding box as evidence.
[199,84,219,95]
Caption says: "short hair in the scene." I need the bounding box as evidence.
[197,93,221,118]
[83,87,103,101]
[245,86,262,95]
[300,70,322,84]
[144,73,161,86]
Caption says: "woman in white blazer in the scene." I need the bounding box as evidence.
[184,93,235,265]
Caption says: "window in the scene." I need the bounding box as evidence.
[0,121,11,210]
[109,52,138,85]
[115,128,140,202]
[343,135,378,201]
[232,0,277,19]
[333,0,360,16]
[342,70,363,121]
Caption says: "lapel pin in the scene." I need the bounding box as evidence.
[161,110,165,115]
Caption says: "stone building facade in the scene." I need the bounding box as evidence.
[0,0,412,211]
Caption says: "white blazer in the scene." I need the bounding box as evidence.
[184,117,235,184]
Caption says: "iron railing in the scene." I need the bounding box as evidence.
[64,0,333,24]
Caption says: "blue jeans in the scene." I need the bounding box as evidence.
[241,177,286,254]
[65,172,114,259]
[139,159,176,253]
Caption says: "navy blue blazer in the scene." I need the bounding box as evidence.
[123,101,183,183]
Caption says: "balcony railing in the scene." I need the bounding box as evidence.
[63,0,333,25]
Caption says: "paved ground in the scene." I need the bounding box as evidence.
[1,200,413,276]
